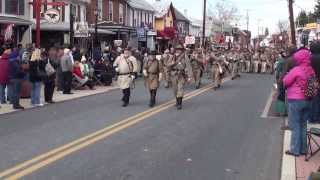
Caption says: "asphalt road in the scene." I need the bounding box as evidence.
[0,74,283,180]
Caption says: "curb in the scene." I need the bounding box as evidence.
[0,86,119,116]
[281,128,296,180]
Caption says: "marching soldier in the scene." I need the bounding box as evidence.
[209,52,229,90]
[113,48,138,107]
[231,49,241,80]
[167,44,191,110]
[244,50,252,73]
[260,51,268,73]
[161,49,171,88]
[143,51,163,107]
[253,51,260,73]
[190,49,204,89]
[240,50,246,73]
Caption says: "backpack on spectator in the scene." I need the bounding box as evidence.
[304,75,320,99]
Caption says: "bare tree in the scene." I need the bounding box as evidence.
[214,0,240,24]
[277,20,289,33]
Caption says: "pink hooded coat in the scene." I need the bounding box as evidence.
[283,49,315,100]
[0,53,9,84]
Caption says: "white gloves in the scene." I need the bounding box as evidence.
[158,73,163,81]
[143,69,148,77]
[115,67,119,72]
[131,75,135,80]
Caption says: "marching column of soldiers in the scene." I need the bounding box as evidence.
[113,45,279,110]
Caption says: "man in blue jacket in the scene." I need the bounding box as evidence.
[8,49,26,109]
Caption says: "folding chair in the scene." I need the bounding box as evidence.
[93,70,104,86]
[306,127,320,161]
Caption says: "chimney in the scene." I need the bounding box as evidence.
[184,9,188,17]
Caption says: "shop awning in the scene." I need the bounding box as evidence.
[88,28,115,35]
[0,16,32,25]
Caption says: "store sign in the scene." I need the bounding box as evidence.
[305,23,317,30]
[4,24,14,41]
[44,9,60,24]
[114,40,122,47]
[74,22,89,37]
[185,35,195,45]
[147,31,157,36]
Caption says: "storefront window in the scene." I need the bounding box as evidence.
[5,0,25,15]
[119,3,123,24]
[109,0,113,21]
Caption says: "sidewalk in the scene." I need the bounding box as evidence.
[281,123,320,180]
[296,124,320,180]
[0,85,118,115]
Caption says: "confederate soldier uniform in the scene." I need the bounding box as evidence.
[143,51,163,107]
[167,45,191,110]
[209,52,228,90]
[113,49,138,107]
[190,49,204,89]
[260,52,268,73]
[253,52,260,73]
[231,50,241,80]
[245,52,252,73]
[240,51,246,73]
[161,49,171,88]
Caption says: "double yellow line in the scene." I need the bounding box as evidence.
[0,80,225,179]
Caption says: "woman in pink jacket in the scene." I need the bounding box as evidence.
[283,48,315,156]
[0,49,11,104]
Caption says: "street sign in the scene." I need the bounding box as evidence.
[44,8,60,24]
[74,22,89,38]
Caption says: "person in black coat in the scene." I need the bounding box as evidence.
[39,48,58,103]
[29,49,44,106]
[310,41,320,123]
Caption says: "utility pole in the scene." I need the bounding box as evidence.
[246,9,249,48]
[202,0,206,49]
[30,0,66,48]
[246,9,249,32]
[70,4,74,47]
[35,0,41,48]
[288,0,296,46]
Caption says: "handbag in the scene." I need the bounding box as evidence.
[45,59,56,76]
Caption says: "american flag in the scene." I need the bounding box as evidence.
[4,24,14,41]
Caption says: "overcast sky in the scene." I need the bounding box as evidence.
[146,0,316,36]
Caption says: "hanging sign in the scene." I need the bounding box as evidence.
[74,22,89,37]
[44,8,60,24]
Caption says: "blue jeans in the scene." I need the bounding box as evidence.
[0,83,7,104]
[9,79,22,107]
[288,99,311,155]
[31,82,42,105]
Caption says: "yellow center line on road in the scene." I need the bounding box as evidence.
[0,78,230,179]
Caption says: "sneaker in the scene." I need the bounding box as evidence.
[13,105,25,110]
[36,104,44,107]
[46,101,55,104]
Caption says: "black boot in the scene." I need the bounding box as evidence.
[149,90,154,107]
[177,97,183,110]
